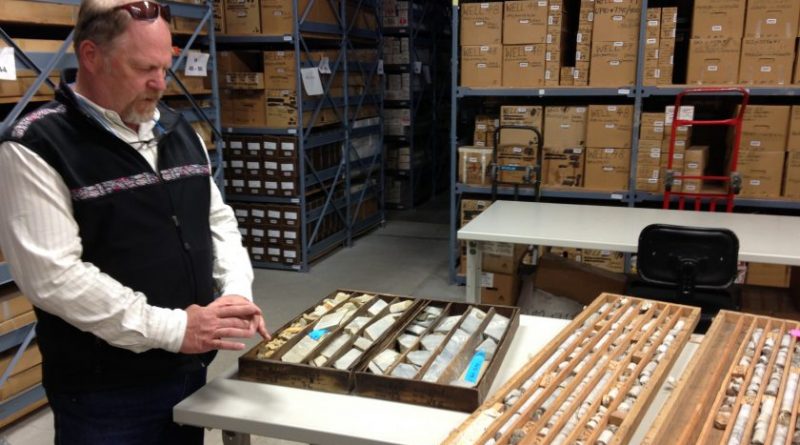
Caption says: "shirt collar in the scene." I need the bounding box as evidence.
[69,85,160,142]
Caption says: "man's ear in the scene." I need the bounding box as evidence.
[78,40,104,75]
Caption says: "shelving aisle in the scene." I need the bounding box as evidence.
[448,0,800,285]
[383,0,451,209]
[0,0,223,427]
[218,0,385,272]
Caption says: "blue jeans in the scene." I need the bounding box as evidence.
[47,368,206,445]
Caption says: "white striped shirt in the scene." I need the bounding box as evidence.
[0,92,252,353]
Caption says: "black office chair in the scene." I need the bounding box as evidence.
[626,224,741,332]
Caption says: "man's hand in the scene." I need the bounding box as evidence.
[180,295,270,354]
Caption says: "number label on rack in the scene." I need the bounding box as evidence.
[0,47,17,81]
[185,51,209,77]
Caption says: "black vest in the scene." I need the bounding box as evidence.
[1,73,216,392]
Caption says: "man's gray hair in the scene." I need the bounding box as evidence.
[74,0,134,54]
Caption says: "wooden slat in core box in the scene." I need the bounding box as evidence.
[238,289,520,412]
[645,310,800,445]
[444,293,701,445]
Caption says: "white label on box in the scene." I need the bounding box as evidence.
[610,60,620,66]
[230,141,243,149]
[647,178,658,184]
[0,47,17,81]
[767,18,777,25]
[547,34,553,44]
[688,162,699,169]
[284,250,297,259]
[761,66,772,73]
[264,161,278,169]
[524,45,534,52]
[184,50,209,77]
[605,124,616,129]
[285,212,298,220]
[613,15,623,21]
[247,142,259,150]
[268,247,281,256]
[577,33,583,43]
[284,231,297,239]
[588,12,594,21]
[750,179,761,186]
[475,20,485,26]
[608,106,617,111]
[577,107,586,113]
[551,4,560,11]
[513,147,523,153]
[613,41,624,47]
[520,19,530,24]
[252,247,265,255]
[480,3,489,8]
[301,67,323,95]
[751,141,761,147]
[281,163,295,172]
[267,210,281,218]
[251,228,266,238]
[708,65,718,72]
[517,107,527,112]
[264,141,277,149]
[480,272,494,288]
[712,25,722,32]
[246,161,259,169]
[235,209,248,217]
[318,56,331,74]
[605,148,615,154]
[476,124,487,130]
[648,20,658,27]
[545,70,551,80]
[480,45,490,52]
[546,52,552,61]
[281,142,295,151]
[647,38,657,44]
[548,16,554,25]
[268,230,280,238]
[538,0,547,5]
[281,182,295,190]
[468,156,478,162]
[560,123,570,128]
[654,69,661,78]
[232,179,245,187]
[520,62,529,68]
[603,166,615,172]
[231,160,244,168]
[477,63,487,69]
[265,181,278,189]
[248,180,261,188]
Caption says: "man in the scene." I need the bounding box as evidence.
[0,1,267,443]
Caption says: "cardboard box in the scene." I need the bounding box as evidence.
[458,147,493,185]
[544,106,588,149]
[738,38,795,85]
[473,115,499,147]
[548,247,582,262]
[0,364,41,401]
[681,145,710,193]
[259,0,293,36]
[502,45,546,87]
[0,0,77,26]
[460,199,493,227]
[739,105,791,151]
[636,146,662,192]
[0,343,40,378]
[225,0,261,35]
[691,0,747,39]
[480,272,521,306]
[574,60,590,86]
[263,51,297,90]
[503,0,548,44]
[560,67,575,86]
[744,0,800,39]
[686,38,741,84]
[592,0,642,43]
[461,2,504,46]
[586,105,634,149]
[640,112,665,140]
[544,147,585,187]
[0,286,32,324]
[461,45,502,87]
[582,249,625,273]
[584,148,631,190]
[746,263,791,287]
[735,149,786,197]
[783,151,800,198]
[646,8,662,40]
[534,254,628,305]
[499,106,544,154]
[589,41,637,86]
[789,106,800,151]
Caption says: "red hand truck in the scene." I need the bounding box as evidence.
[663,87,750,212]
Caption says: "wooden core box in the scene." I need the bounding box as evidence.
[238,289,520,412]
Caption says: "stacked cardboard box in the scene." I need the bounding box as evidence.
[461,2,504,87]
[473,114,500,148]
[503,1,548,87]
[730,106,789,198]
[589,0,640,86]
[658,7,676,84]
[739,0,799,85]
[573,0,595,86]
[543,106,588,187]
[584,105,633,190]
[383,0,418,28]
[545,0,568,86]
[659,105,693,191]
[384,108,412,137]
[642,8,661,86]
[687,0,746,84]
[784,107,800,199]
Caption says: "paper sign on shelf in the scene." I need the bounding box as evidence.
[301,67,324,95]
[0,47,17,81]
[413,61,422,74]
[377,59,384,75]
[184,51,209,77]
[318,56,332,74]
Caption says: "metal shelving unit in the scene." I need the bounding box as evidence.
[0,0,222,424]
[448,0,800,283]
[221,0,384,271]
[383,0,450,209]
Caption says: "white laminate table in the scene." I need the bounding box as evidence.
[458,201,800,303]
[173,315,699,445]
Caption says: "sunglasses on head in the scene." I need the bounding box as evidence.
[114,1,171,23]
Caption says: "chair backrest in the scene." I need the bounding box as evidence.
[637,224,740,291]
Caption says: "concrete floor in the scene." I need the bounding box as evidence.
[0,195,461,445]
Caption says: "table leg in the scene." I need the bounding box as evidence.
[222,430,251,445]
[466,240,482,303]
